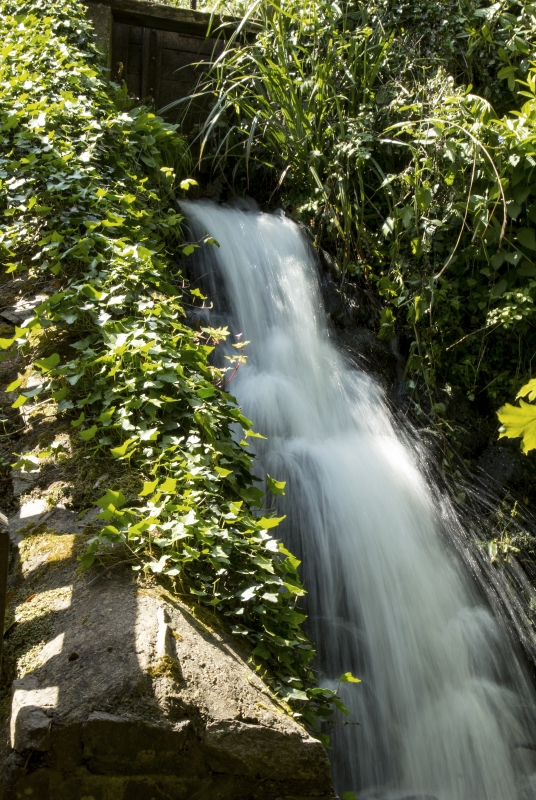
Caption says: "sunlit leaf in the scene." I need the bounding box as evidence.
[498,400,536,453]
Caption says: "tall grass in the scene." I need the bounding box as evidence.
[195,0,398,275]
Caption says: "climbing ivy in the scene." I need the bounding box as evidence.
[0,0,351,729]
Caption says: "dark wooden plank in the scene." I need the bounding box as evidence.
[159,50,204,82]
[159,30,224,56]
[158,78,211,125]
[146,28,162,106]
[127,24,144,97]
[111,21,131,83]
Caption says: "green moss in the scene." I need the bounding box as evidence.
[148,655,182,682]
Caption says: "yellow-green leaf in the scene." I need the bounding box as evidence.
[11,394,28,409]
[497,400,536,453]
[95,488,127,509]
[180,178,198,190]
[160,477,177,494]
[215,466,232,477]
[110,437,136,458]
[339,672,361,684]
[258,515,286,529]
[517,378,536,402]
[267,474,286,496]
[6,377,21,392]
[139,479,158,497]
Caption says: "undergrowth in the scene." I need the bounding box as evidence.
[0,0,347,731]
[196,0,536,432]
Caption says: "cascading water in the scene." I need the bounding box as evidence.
[182,199,536,800]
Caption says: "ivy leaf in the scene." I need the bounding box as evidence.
[241,586,258,602]
[95,488,127,509]
[79,552,95,570]
[82,284,102,299]
[258,515,286,529]
[497,400,536,453]
[11,395,28,409]
[6,378,21,392]
[215,466,232,477]
[339,672,361,683]
[190,287,207,299]
[98,407,116,422]
[267,474,286,495]
[279,544,300,569]
[34,353,60,372]
[196,385,215,398]
[139,479,159,496]
[160,477,177,493]
[239,486,265,506]
[110,438,137,458]
[71,412,85,428]
[79,425,98,441]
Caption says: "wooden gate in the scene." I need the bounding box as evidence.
[84,0,231,131]
[111,24,224,129]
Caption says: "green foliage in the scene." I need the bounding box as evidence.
[0,0,354,729]
[498,378,536,453]
[198,0,536,420]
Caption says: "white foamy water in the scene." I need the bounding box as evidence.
[182,199,536,800]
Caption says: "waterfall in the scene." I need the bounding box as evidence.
[181,199,536,800]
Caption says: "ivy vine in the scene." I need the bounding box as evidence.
[0,0,353,732]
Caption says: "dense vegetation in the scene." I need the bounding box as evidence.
[197,0,536,447]
[0,0,351,731]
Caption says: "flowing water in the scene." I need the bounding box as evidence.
[182,199,536,800]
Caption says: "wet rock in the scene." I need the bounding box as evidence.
[0,521,336,800]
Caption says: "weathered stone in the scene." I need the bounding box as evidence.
[10,677,56,752]
[0,294,47,326]
[8,502,98,541]
[84,2,113,68]
[10,469,40,498]
[0,520,336,800]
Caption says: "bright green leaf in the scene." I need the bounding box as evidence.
[340,672,361,683]
[79,425,98,441]
[139,479,159,496]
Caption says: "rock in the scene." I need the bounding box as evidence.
[10,677,55,752]
[0,295,47,326]
[8,501,98,542]
[0,524,336,800]
[10,468,40,498]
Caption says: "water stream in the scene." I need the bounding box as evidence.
[182,199,536,800]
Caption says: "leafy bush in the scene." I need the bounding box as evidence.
[0,0,347,728]
[198,0,536,422]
